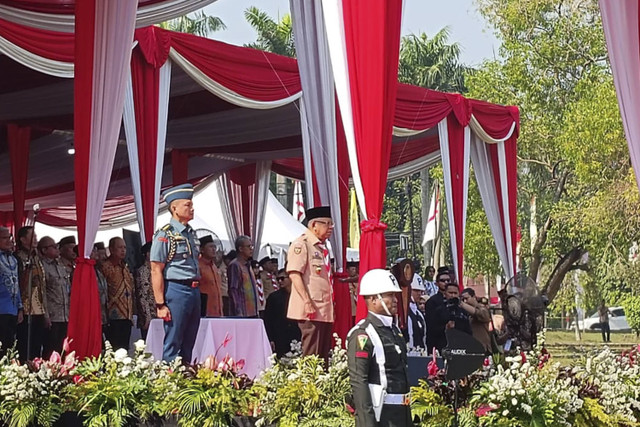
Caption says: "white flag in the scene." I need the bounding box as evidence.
[292,180,305,222]
[422,183,440,245]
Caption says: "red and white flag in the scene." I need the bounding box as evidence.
[292,180,305,222]
[422,183,441,246]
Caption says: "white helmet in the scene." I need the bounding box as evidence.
[359,269,402,295]
[410,273,425,291]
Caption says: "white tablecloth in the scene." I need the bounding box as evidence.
[145,318,273,378]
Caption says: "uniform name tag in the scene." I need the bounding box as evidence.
[355,351,368,358]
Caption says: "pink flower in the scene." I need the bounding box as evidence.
[217,361,229,372]
[32,358,43,370]
[235,359,245,371]
[62,337,72,354]
[64,351,76,368]
[427,360,439,377]
[476,404,494,417]
[49,351,61,364]
[204,355,217,370]
[72,375,84,384]
[483,357,490,367]
[222,332,232,348]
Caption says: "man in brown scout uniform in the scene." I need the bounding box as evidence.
[286,206,334,362]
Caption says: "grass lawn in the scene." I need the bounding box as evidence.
[545,330,639,346]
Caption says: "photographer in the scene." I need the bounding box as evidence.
[460,288,492,353]
[425,270,454,353]
[443,283,471,336]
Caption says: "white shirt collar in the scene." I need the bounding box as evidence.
[369,311,394,327]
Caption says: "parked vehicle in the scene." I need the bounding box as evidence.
[572,306,630,331]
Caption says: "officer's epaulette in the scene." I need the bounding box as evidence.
[347,318,368,338]
[161,224,173,232]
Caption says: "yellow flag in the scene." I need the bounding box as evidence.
[349,188,361,248]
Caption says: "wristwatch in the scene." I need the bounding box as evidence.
[155,302,167,309]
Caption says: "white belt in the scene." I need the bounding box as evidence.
[383,392,411,405]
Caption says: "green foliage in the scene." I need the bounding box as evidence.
[622,295,640,336]
[410,379,453,426]
[253,338,354,427]
[574,398,636,427]
[173,368,254,427]
[244,6,295,58]
[158,11,226,37]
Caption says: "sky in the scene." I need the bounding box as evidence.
[202,0,501,67]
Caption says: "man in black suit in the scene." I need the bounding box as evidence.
[263,269,301,357]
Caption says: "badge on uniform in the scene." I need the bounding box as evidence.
[294,246,302,254]
[315,266,322,275]
[157,237,168,243]
[313,251,322,259]
[357,334,368,350]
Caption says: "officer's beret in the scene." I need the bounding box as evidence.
[93,242,105,251]
[258,256,271,267]
[162,183,194,205]
[305,206,332,221]
[199,235,214,247]
[141,241,152,255]
[59,235,76,246]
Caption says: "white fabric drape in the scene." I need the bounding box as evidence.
[437,117,471,283]
[0,34,74,78]
[82,0,138,258]
[169,49,301,109]
[469,132,511,278]
[599,0,640,192]
[216,161,272,252]
[0,0,218,33]
[291,0,345,269]
[253,161,272,254]
[320,0,367,218]
[123,60,171,243]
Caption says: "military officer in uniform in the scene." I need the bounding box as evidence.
[347,269,412,427]
[286,206,334,362]
[150,183,201,362]
[407,273,427,350]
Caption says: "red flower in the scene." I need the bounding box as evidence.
[520,351,527,363]
[223,332,232,348]
[72,375,84,384]
[235,358,246,371]
[476,404,494,417]
[483,357,491,367]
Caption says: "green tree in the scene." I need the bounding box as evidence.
[383,29,470,268]
[158,11,226,37]
[467,0,640,306]
[244,6,295,58]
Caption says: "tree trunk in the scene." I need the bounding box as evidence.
[541,246,585,303]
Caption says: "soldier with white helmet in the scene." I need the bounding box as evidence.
[407,273,427,350]
[347,269,412,427]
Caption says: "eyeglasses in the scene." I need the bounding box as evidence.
[276,276,287,282]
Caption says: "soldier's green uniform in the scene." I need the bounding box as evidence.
[347,312,412,426]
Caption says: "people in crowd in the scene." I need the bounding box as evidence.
[135,242,155,340]
[423,265,438,297]
[15,226,48,361]
[228,236,258,318]
[101,237,134,350]
[425,269,450,354]
[150,183,201,362]
[198,235,223,317]
[443,283,472,336]
[599,301,611,343]
[220,251,235,316]
[263,269,301,357]
[0,227,22,357]
[407,273,427,350]
[460,288,493,354]
[57,235,76,277]
[347,269,410,427]
[93,242,107,264]
[38,236,71,358]
[342,261,360,324]
[91,244,109,341]
[258,256,277,301]
[287,206,335,362]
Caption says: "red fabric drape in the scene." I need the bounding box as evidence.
[343,0,403,321]
[0,17,74,62]
[7,125,31,231]
[228,163,257,236]
[66,0,102,360]
[131,47,162,241]
[332,108,353,342]
[171,149,189,185]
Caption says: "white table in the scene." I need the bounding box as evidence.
[146,318,273,378]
